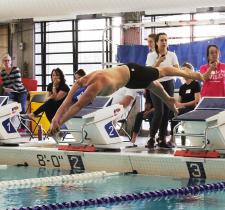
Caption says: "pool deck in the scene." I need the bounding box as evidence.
[0,136,225,180]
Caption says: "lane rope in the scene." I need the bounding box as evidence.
[12,181,225,210]
[0,171,120,190]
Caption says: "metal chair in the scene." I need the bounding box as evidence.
[21,93,48,138]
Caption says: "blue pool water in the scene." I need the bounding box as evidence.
[0,165,225,210]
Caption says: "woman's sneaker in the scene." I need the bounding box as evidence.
[145,138,155,149]
[158,141,173,149]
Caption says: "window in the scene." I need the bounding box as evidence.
[142,14,191,44]
[46,43,73,53]
[77,18,108,72]
[46,21,72,32]
[193,12,225,41]
[142,13,225,45]
[46,32,73,42]
[78,19,106,30]
[111,17,122,64]
[35,21,74,90]
[34,17,113,90]
[155,26,191,44]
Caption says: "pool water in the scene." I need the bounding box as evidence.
[0,165,70,181]
[0,165,225,210]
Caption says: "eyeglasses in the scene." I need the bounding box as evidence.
[3,59,11,62]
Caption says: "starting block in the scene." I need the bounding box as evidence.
[0,96,30,144]
[59,96,133,150]
[173,97,225,154]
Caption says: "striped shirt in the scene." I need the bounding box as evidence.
[1,67,27,92]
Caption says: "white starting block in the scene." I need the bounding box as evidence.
[0,96,29,144]
[173,97,225,152]
[63,96,133,150]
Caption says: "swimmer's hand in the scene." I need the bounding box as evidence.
[48,118,60,136]
[174,108,179,117]
[48,118,64,143]
[51,132,63,144]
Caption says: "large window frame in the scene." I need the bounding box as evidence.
[142,12,225,45]
[34,17,112,90]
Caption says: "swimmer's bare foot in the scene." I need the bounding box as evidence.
[168,97,178,115]
[181,67,204,81]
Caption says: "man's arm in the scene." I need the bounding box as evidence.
[49,82,80,135]
[49,82,101,135]
[53,82,80,122]
[59,83,100,125]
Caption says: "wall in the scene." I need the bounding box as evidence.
[12,19,34,78]
[0,19,34,78]
[122,12,143,45]
[121,12,144,133]
[0,25,8,63]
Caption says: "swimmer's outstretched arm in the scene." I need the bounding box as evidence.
[49,82,102,135]
[60,84,100,124]
[49,82,80,135]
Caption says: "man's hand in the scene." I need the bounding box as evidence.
[48,118,60,136]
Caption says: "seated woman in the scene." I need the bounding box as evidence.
[27,68,70,122]
[1,54,27,115]
[72,69,87,103]
[131,89,154,144]
[74,69,86,81]
[170,62,201,145]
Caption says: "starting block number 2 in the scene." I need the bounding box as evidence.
[105,122,119,138]
[2,119,16,133]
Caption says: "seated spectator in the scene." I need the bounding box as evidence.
[131,89,154,144]
[74,69,86,81]
[170,62,201,145]
[72,69,87,103]
[26,68,70,122]
[1,54,27,115]
[200,44,225,97]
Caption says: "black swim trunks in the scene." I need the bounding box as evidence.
[124,63,159,89]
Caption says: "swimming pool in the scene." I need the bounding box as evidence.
[0,165,225,210]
